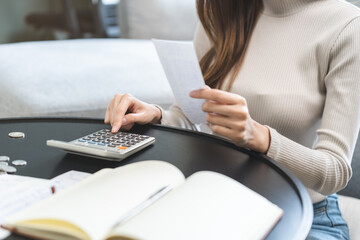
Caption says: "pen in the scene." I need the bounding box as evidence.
[112,185,172,228]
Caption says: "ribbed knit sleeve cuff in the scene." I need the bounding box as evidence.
[152,104,166,125]
[158,105,174,126]
[152,104,178,126]
[153,104,179,126]
[265,126,280,160]
[153,104,196,130]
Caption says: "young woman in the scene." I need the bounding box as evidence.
[105,0,360,239]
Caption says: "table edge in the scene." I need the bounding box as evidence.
[0,117,313,239]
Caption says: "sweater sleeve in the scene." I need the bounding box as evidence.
[266,17,360,196]
[158,103,197,130]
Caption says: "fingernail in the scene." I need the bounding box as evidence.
[204,85,211,90]
[189,90,197,97]
[112,125,119,133]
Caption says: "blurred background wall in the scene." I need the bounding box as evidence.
[2,0,358,45]
[0,0,91,44]
[0,0,197,44]
[0,0,58,43]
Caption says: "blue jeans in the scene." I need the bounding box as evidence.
[307,194,349,240]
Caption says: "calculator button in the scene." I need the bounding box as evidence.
[88,141,96,144]
[78,139,86,142]
[117,146,127,150]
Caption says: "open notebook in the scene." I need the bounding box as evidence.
[2,160,283,240]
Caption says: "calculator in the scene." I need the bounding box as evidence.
[46,129,155,161]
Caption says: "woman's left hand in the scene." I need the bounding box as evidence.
[190,87,270,153]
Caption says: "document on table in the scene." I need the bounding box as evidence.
[0,175,51,239]
[153,39,207,124]
[0,171,91,239]
[50,170,91,192]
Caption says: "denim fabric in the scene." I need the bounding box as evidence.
[307,194,349,240]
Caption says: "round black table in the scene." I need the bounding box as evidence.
[0,118,313,240]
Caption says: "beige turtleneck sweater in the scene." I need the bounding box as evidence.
[160,0,360,203]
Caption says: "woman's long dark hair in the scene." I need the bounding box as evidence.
[196,0,263,90]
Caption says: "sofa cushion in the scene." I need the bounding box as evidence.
[0,39,174,118]
[118,0,198,40]
[339,134,360,199]
[338,195,360,240]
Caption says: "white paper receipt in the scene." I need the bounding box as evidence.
[153,39,207,124]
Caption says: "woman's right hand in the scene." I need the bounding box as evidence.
[104,94,162,133]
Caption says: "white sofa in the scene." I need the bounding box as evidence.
[0,39,174,118]
[0,0,359,238]
[339,194,360,239]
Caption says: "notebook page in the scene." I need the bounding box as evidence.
[153,39,207,124]
[3,161,185,240]
[110,171,283,240]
